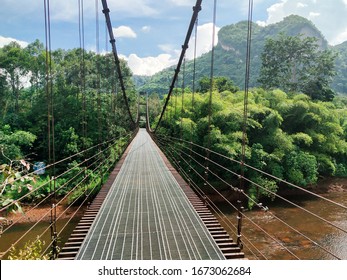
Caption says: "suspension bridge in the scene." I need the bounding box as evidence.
[1,0,347,261]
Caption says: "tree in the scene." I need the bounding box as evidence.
[258,34,337,101]
[198,76,239,93]
[25,40,46,94]
[0,42,30,115]
[284,151,318,186]
[0,125,36,162]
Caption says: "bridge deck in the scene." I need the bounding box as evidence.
[75,129,225,260]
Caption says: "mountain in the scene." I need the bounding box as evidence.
[332,41,347,93]
[137,15,347,96]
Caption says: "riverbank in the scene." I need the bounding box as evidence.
[3,204,85,225]
[314,177,347,193]
[3,177,347,225]
[204,177,347,204]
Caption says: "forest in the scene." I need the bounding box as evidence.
[152,86,347,206]
[1,28,347,212]
[0,40,138,212]
[148,31,347,207]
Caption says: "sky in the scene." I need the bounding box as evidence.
[1,0,347,76]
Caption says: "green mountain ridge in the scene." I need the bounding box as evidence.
[136,15,347,96]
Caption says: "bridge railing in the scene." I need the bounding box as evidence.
[0,130,137,260]
[154,133,347,260]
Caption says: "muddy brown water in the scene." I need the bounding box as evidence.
[218,191,347,260]
[1,185,346,260]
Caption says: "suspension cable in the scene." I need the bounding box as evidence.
[167,148,261,260]
[101,0,135,126]
[157,136,343,259]
[237,0,254,249]
[187,17,199,174]
[180,57,186,141]
[154,0,202,132]
[192,17,198,98]
[43,0,58,258]
[2,131,132,220]
[0,132,131,212]
[160,134,347,212]
[41,150,116,257]
[176,158,267,260]
[160,135,347,232]
[78,0,87,140]
[157,138,300,259]
[95,0,103,144]
[44,0,55,174]
[207,0,217,151]
[1,141,120,259]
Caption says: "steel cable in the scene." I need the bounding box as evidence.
[40,151,116,257]
[154,0,202,132]
[0,132,131,192]
[101,0,135,126]
[158,138,343,259]
[0,134,131,213]
[161,137,347,241]
[160,134,347,211]
[158,139,299,259]
[0,136,131,259]
[176,157,266,260]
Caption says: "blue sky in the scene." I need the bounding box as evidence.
[1,0,347,75]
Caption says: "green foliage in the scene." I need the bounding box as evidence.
[0,125,36,161]
[284,151,318,186]
[198,76,239,93]
[292,133,313,147]
[0,40,137,208]
[0,41,136,154]
[258,33,337,101]
[8,238,49,260]
[335,163,347,177]
[332,41,347,94]
[0,157,36,213]
[248,177,278,209]
[67,171,102,206]
[155,85,347,207]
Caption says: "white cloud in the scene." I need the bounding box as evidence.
[261,0,347,45]
[123,22,221,76]
[113,26,137,39]
[297,2,308,8]
[333,27,347,45]
[169,0,196,6]
[107,0,158,17]
[256,21,267,27]
[141,26,151,33]
[122,53,177,76]
[158,44,179,54]
[309,12,320,19]
[46,0,158,22]
[186,23,220,60]
[0,36,28,48]
[50,1,81,22]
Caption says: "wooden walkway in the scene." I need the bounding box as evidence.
[75,129,225,260]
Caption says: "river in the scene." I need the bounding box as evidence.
[218,189,347,260]
[1,185,346,260]
[0,217,80,259]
